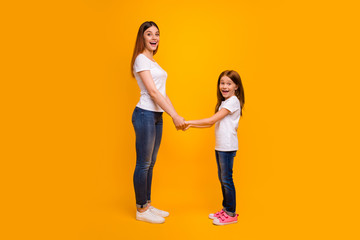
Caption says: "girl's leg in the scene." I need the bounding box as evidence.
[132,107,157,210]
[146,112,163,203]
[215,150,237,215]
[215,151,227,208]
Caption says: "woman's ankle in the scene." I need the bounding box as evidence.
[137,204,150,212]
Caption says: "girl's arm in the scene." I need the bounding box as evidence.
[185,108,230,129]
[138,71,185,129]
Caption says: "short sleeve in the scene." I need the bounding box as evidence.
[222,96,240,113]
[134,54,151,73]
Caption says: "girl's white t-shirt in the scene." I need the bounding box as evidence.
[215,96,241,151]
[133,54,167,112]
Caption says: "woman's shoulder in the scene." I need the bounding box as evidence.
[135,53,147,62]
[134,54,153,71]
[134,54,156,66]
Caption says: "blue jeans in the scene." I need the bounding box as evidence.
[215,150,237,214]
[132,107,163,208]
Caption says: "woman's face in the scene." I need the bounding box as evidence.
[143,25,159,52]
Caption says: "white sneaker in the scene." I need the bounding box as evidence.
[149,206,170,218]
[136,208,165,224]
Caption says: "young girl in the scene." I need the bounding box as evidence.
[185,70,245,225]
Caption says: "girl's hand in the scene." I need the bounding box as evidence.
[183,122,191,131]
[172,114,186,130]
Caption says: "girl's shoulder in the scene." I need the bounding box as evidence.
[226,96,240,105]
[222,96,240,112]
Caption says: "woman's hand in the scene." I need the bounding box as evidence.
[172,114,186,130]
[183,121,191,131]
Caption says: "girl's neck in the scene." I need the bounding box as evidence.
[224,94,235,100]
[142,49,154,61]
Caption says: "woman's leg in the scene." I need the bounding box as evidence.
[146,112,163,203]
[215,150,237,215]
[132,107,157,209]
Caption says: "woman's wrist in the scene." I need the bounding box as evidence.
[171,113,179,119]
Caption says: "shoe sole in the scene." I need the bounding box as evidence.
[136,217,165,224]
[213,220,237,226]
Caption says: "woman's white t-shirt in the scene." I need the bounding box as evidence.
[215,96,241,151]
[133,54,167,112]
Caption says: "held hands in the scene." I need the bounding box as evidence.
[183,121,191,131]
[172,115,192,131]
[172,114,186,130]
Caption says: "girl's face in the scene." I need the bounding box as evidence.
[143,26,159,53]
[219,75,238,100]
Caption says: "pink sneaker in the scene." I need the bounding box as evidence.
[208,209,225,220]
[212,212,238,225]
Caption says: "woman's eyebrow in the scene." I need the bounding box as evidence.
[145,30,159,34]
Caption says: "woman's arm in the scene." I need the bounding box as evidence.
[185,108,230,129]
[138,71,185,129]
[165,95,175,108]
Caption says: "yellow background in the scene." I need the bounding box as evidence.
[1,0,360,239]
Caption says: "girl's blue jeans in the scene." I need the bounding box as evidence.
[132,107,163,208]
[215,150,237,214]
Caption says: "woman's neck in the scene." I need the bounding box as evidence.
[142,49,154,61]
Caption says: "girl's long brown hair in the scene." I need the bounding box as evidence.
[215,70,245,116]
[130,21,159,77]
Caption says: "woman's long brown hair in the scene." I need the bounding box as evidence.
[215,70,245,116]
[130,21,159,77]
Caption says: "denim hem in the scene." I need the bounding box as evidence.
[223,208,236,217]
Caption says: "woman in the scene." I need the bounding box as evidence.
[131,21,186,224]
